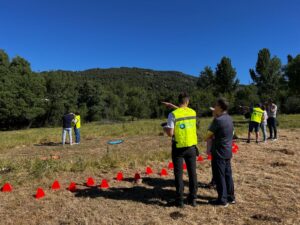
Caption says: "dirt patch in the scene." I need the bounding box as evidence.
[277,148,295,155]
[251,214,282,223]
[169,211,186,220]
[271,161,288,167]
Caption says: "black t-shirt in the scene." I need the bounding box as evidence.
[62,113,74,128]
[209,113,233,159]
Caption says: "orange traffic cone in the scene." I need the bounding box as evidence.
[68,182,76,192]
[100,179,109,188]
[116,172,123,181]
[1,183,12,192]
[160,168,168,176]
[51,180,60,190]
[168,162,174,169]
[146,167,153,175]
[86,177,95,186]
[35,188,45,199]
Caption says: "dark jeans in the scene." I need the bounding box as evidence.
[172,146,198,201]
[74,128,80,143]
[212,157,235,204]
[267,117,277,139]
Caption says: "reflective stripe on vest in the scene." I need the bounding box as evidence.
[251,107,264,123]
[172,107,197,148]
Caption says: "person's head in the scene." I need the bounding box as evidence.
[268,98,273,104]
[255,103,261,108]
[178,92,190,106]
[75,112,80,115]
[214,98,229,116]
[261,105,265,110]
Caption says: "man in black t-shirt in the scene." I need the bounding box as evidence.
[206,98,235,207]
[62,112,74,145]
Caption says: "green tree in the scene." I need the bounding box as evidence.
[285,54,300,95]
[197,66,215,91]
[249,48,282,101]
[215,57,239,95]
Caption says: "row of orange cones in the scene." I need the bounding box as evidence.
[1,143,239,199]
[0,156,210,198]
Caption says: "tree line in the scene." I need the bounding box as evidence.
[0,48,299,129]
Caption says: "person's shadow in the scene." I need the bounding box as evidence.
[73,177,214,206]
[34,141,61,146]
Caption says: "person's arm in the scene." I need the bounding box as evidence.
[205,131,214,141]
[163,113,175,137]
[161,102,178,109]
[164,127,174,137]
[206,118,218,141]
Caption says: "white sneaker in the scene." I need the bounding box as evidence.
[272,138,277,141]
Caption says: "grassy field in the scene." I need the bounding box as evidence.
[0,114,300,224]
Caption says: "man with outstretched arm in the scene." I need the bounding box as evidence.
[163,93,198,208]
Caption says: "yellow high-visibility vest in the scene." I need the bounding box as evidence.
[172,107,197,148]
[251,107,264,123]
[75,115,81,129]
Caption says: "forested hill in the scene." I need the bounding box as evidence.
[1,48,299,130]
[41,67,198,92]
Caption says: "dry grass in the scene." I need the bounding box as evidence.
[0,122,300,224]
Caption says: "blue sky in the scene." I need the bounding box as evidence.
[1,0,300,84]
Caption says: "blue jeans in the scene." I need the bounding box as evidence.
[74,128,80,143]
[62,128,72,145]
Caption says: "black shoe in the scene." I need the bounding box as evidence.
[209,199,229,207]
[167,199,184,208]
[186,198,197,207]
[246,140,250,143]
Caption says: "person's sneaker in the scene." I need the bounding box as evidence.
[272,138,277,141]
[209,199,229,207]
[228,200,236,204]
[246,140,250,143]
[256,140,259,144]
[267,137,273,140]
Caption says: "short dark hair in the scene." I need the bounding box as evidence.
[178,92,190,105]
[216,98,229,111]
[75,112,80,115]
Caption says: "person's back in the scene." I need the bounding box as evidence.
[210,113,233,159]
[63,113,74,128]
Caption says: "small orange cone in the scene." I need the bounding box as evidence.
[134,173,141,180]
[116,172,123,181]
[168,162,174,169]
[68,182,76,192]
[100,179,109,188]
[183,163,187,170]
[197,156,204,162]
[51,180,60,190]
[86,177,95,186]
[146,167,153,175]
[35,188,45,199]
[1,183,12,192]
[160,168,168,176]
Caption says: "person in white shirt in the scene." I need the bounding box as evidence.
[261,105,268,142]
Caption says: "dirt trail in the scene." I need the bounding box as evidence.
[0,129,299,225]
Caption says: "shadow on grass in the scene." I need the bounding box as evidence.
[34,142,61,146]
[73,178,214,206]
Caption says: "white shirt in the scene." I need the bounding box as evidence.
[166,112,175,129]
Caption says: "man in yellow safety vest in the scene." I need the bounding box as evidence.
[163,93,198,208]
[247,104,264,143]
[73,112,81,144]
